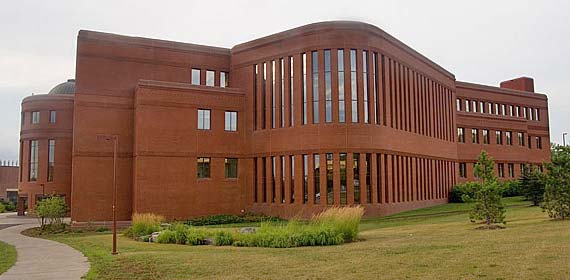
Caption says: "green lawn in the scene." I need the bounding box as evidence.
[0,240,16,275]
[42,197,570,279]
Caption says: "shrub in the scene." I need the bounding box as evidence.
[35,196,67,230]
[519,167,545,206]
[1,201,16,212]
[213,230,235,246]
[156,229,176,244]
[186,214,282,226]
[185,228,209,245]
[499,180,522,197]
[449,182,480,203]
[127,213,165,238]
[312,206,364,241]
[0,203,5,213]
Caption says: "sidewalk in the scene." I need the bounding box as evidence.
[0,213,90,280]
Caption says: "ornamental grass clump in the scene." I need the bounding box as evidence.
[126,213,165,238]
[312,206,364,241]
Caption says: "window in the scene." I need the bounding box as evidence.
[495,103,500,115]
[289,56,294,126]
[29,140,38,181]
[536,137,542,149]
[472,129,479,144]
[338,49,346,122]
[483,129,489,144]
[459,162,466,178]
[272,60,276,128]
[224,111,237,131]
[535,108,540,121]
[458,128,465,143]
[21,112,25,127]
[456,98,461,111]
[261,157,267,202]
[340,153,347,205]
[529,107,534,120]
[253,158,257,202]
[290,155,295,203]
[372,52,379,124]
[488,103,493,114]
[280,58,285,127]
[47,139,55,182]
[350,49,358,123]
[506,131,512,145]
[281,156,285,203]
[303,154,309,203]
[49,111,56,123]
[326,153,333,205]
[518,132,524,146]
[528,135,532,149]
[498,163,504,178]
[501,104,506,115]
[363,50,369,123]
[206,70,215,86]
[366,153,371,203]
[509,105,514,116]
[496,130,503,145]
[191,68,201,85]
[508,163,514,178]
[324,50,332,123]
[313,154,320,204]
[480,101,485,113]
[262,63,267,129]
[516,106,520,117]
[472,100,477,113]
[523,107,527,119]
[271,156,276,203]
[197,109,211,130]
[254,65,258,129]
[465,100,470,112]
[224,158,238,178]
[312,51,319,124]
[220,72,229,88]
[353,153,360,204]
[302,53,308,125]
[197,157,211,178]
[31,111,40,124]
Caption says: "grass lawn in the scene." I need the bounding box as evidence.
[42,197,570,279]
[0,240,16,275]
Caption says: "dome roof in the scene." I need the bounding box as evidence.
[48,79,75,95]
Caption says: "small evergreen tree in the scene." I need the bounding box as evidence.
[519,165,545,206]
[542,145,570,220]
[469,150,506,227]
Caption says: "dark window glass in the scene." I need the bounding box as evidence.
[496,130,503,145]
[353,153,360,204]
[312,51,319,124]
[506,131,512,145]
[472,129,479,144]
[340,153,347,204]
[483,129,489,144]
[47,139,55,182]
[290,155,295,203]
[281,156,285,203]
[280,58,285,128]
[314,154,320,204]
[303,154,309,203]
[272,60,276,128]
[518,132,524,146]
[271,156,276,203]
[225,158,238,178]
[456,98,462,111]
[459,162,466,178]
[498,163,504,178]
[289,57,294,126]
[197,157,211,178]
[508,163,514,178]
[366,153,371,203]
[220,71,229,88]
[458,128,465,143]
[326,153,333,205]
[262,63,267,129]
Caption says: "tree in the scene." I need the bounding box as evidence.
[519,165,545,206]
[542,145,570,220]
[469,150,506,227]
[35,196,67,230]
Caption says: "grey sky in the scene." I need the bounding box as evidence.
[1,0,568,161]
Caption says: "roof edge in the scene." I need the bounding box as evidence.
[456,81,547,99]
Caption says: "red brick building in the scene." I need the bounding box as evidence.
[18,21,550,223]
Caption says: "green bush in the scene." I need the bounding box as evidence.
[449,182,480,203]
[1,201,15,212]
[213,230,235,246]
[156,229,176,244]
[126,213,165,239]
[185,228,209,245]
[0,203,5,213]
[35,196,67,229]
[499,180,521,197]
[186,213,283,226]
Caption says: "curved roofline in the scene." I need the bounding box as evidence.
[232,21,455,79]
[22,93,75,103]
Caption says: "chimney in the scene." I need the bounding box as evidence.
[499,77,535,92]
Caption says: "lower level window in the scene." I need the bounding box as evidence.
[224,158,238,178]
[459,162,466,178]
[197,157,211,178]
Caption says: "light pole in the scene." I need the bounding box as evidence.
[97,134,118,255]
[564,132,567,146]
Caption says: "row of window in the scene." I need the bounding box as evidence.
[459,162,543,178]
[24,139,55,182]
[197,109,238,131]
[197,157,238,178]
[456,98,540,121]
[457,127,543,149]
[191,69,229,88]
[253,49,454,141]
[22,110,56,126]
[253,153,453,205]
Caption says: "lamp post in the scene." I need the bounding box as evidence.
[97,134,118,255]
[564,132,568,146]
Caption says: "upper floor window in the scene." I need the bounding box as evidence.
[191,68,201,85]
[495,103,500,115]
[31,111,40,124]
[465,100,470,112]
[21,112,25,127]
[508,163,515,178]
[509,105,514,116]
[338,49,346,122]
[312,51,319,124]
[518,132,524,146]
[536,137,542,149]
[456,98,461,111]
[472,129,479,144]
[350,49,358,123]
[472,100,477,113]
[523,107,527,119]
[506,131,513,145]
[225,111,237,131]
[498,163,505,178]
[49,110,56,123]
[516,106,520,117]
[528,135,532,149]
[197,109,211,130]
[535,108,540,121]
[501,104,506,115]
[479,101,484,113]
[324,49,332,123]
[29,139,38,182]
[483,129,489,144]
[224,158,238,178]
[47,139,55,182]
[529,107,534,120]
[458,128,465,143]
[220,72,229,88]
[206,70,215,86]
[459,162,467,178]
[496,130,503,145]
[488,103,493,114]
[197,157,211,178]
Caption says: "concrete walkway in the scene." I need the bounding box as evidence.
[0,213,90,280]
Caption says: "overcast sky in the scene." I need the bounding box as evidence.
[1,0,568,162]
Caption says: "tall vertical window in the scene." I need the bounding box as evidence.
[220,71,229,88]
[47,139,55,182]
[509,105,514,116]
[472,129,479,144]
[536,137,542,149]
[523,107,527,119]
[535,108,540,121]
[365,153,371,203]
[253,158,257,203]
[508,163,514,178]
[458,128,465,143]
[224,158,238,178]
[459,162,466,178]
[518,132,524,146]
[528,135,532,149]
[313,154,320,204]
[516,106,520,117]
[326,153,333,205]
[372,52,379,124]
[290,155,295,203]
[488,103,493,114]
[224,111,237,131]
[480,101,484,113]
[197,157,210,178]
[261,157,266,202]
[302,53,308,125]
[506,131,513,145]
[271,156,276,203]
[191,68,201,85]
[498,163,504,178]
[312,51,319,124]
[262,63,267,129]
[303,154,309,203]
[272,60,276,128]
[49,111,56,123]
[338,49,345,122]
[324,50,332,123]
[280,58,285,128]
[465,100,470,112]
[350,49,358,123]
[472,100,477,113]
[31,111,40,124]
[496,130,503,145]
[254,65,258,129]
[501,104,506,115]
[281,156,285,203]
[456,98,462,111]
[197,109,211,130]
[353,153,360,204]
[21,112,25,127]
[363,50,369,123]
[340,153,347,205]
[483,129,489,144]
[289,56,294,126]
[495,103,500,115]
[29,140,38,181]
[206,70,215,86]
[529,107,534,120]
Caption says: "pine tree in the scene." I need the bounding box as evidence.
[542,145,570,220]
[469,150,506,227]
[519,165,545,206]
